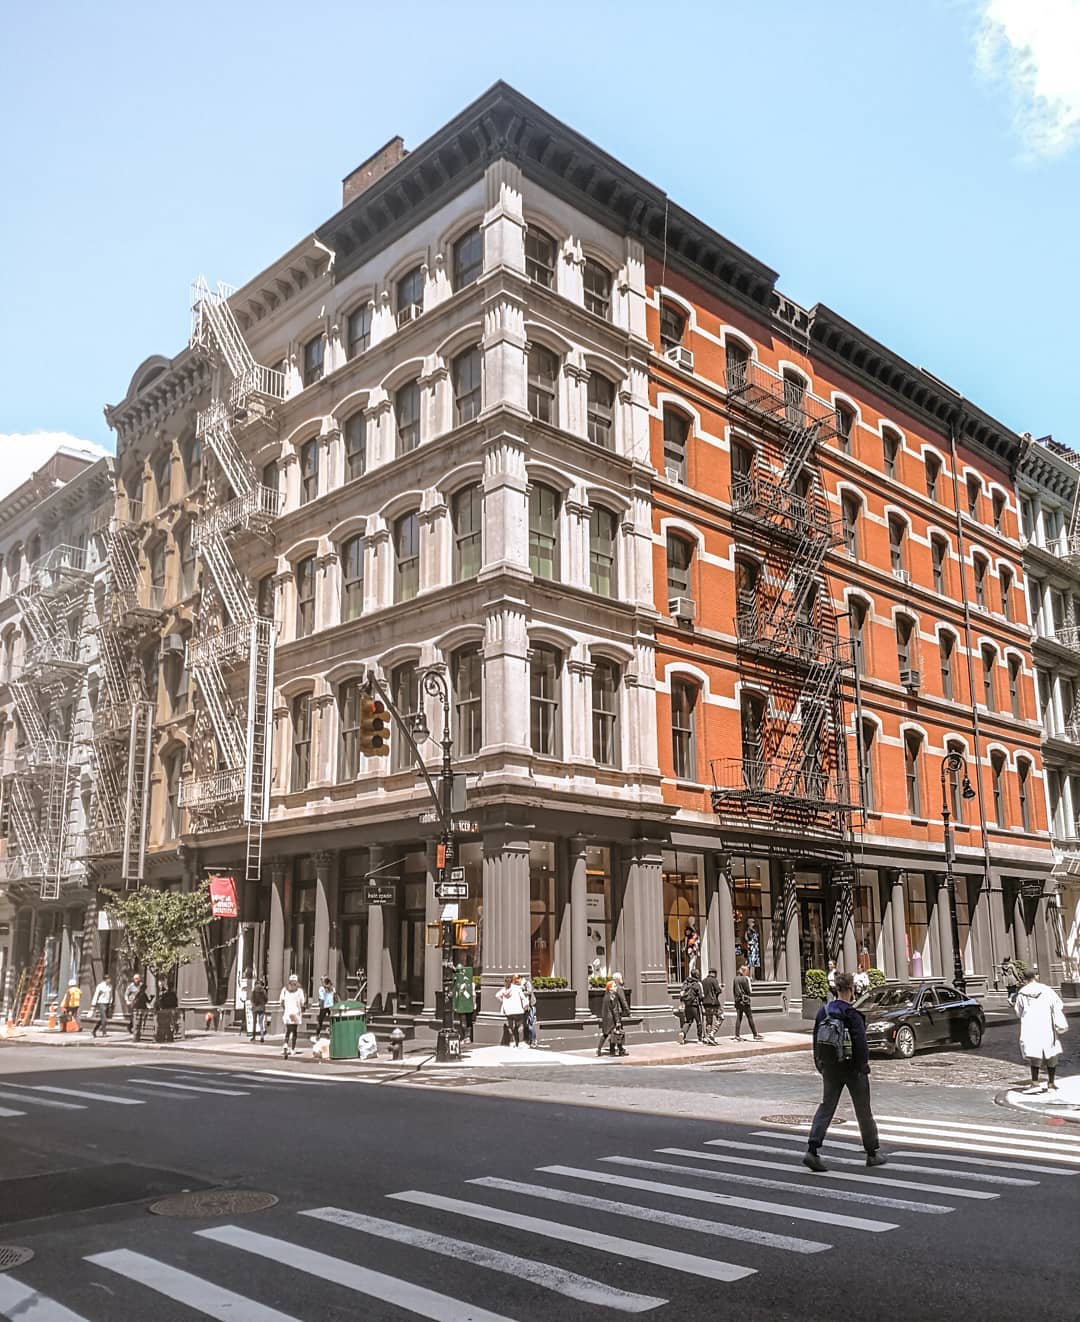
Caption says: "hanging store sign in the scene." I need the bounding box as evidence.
[365,883,398,906]
[1019,880,1046,901]
[209,875,239,919]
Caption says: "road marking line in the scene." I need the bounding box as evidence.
[754,1130,1077,1175]
[538,1165,896,1233]
[867,1130,1080,1167]
[301,1206,666,1313]
[87,1249,300,1320]
[387,1190,755,1283]
[199,1224,521,1322]
[126,1078,249,1096]
[709,1138,1037,1186]
[0,1105,27,1117]
[874,1114,1080,1144]
[472,1177,831,1254]
[602,1156,954,1215]
[148,1066,332,1087]
[26,1085,144,1105]
[0,1276,91,1321]
[668,1147,997,1200]
[246,1069,350,1083]
[0,1087,85,1110]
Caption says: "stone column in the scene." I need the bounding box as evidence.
[716,858,738,1004]
[423,841,441,1016]
[838,879,858,974]
[310,693,336,788]
[887,868,908,977]
[313,851,335,987]
[1013,887,1032,963]
[317,552,339,632]
[479,828,531,995]
[618,838,668,1020]
[267,861,286,1006]
[365,844,397,1014]
[482,158,527,274]
[779,862,800,1002]
[569,835,590,1018]
[480,430,529,578]
[936,874,956,981]
[703,853,722,980]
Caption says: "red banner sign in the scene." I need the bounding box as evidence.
[208,875,239,919]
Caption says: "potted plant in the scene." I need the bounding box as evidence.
[802,968,830,1019]
[867,967,886,989]
[531,976,575,1021]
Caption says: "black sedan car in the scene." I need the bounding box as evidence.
[856,982,985,1058]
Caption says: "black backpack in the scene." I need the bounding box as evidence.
[817,1008,853,1064]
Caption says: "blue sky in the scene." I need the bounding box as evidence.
[2,0,1078,491]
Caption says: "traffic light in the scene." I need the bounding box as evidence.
[359,692,390,757]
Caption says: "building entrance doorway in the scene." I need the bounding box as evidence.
[796,873,828,975]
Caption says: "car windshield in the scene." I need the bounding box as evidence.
[856,987,914,1011]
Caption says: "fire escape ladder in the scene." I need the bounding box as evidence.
[197,405,256,500]
[191,646,245,768]
[8,776,46,879]
[10,680,48,746]
[244,617,275,882]
[120,700,154,888]
[198,533,253,628]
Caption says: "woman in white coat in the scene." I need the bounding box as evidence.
[1015,968,1068,1091]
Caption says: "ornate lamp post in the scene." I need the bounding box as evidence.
[940,750,977,994]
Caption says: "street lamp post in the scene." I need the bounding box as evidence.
[940,750,976,995]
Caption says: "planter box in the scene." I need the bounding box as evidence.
[801,997,826,1021]
[534,988,575,1021]
[588,987,631,1017]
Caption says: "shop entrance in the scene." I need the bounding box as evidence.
[796,873,828,975]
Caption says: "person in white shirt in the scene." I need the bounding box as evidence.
[279,973,306,1057]
[496,974,529,1047]
[90,975,113,1039]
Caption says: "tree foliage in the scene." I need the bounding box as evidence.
[101,883,213,978]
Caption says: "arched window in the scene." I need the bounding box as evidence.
[671,679,699,781]
[346,303,371,358]
[735,558,759,637]
[178,525,196,598]
[662,407,689,482]
[1008,655,1022,718]
[396,265,424,324]
[841,493,860,557]
[1000,566,1013,621]
[666,533,694,599]
[262,459,279,499]
[991,751,1007,827]
[973,554,989,609]
[946,739,967,822]
[164,752,182,839]
[291,693,312,790]
[660,302,686,352]
[592,659,620,768]
[925,452,942,501]
[725,339,749,391]
[391,662,419,771]
[453,227,483,289]
[338,679,364,780]
[300,438,319,504]
[396,381,421,455]
[154,450,171,509]
[344,413,366,482]
[527,345,559,424]
[931,536,948,594]
[740,691,765,788]
[589,506,617,597]
[981,645,997,709]
[834,402,855,455]
[394,511,420,602]
[966,474,981,519]
[992,490,1006,533]
[586,374,615,449]
[302,334,324,388]
[340,535,364,622]
[257,574,275,620]
[859,720,877,811]
[452,346,481,425]
[452,646,483,756]
[148,540,166,609]
[525,227,557,288]
[452,485,482,581]
[530,645,562,756]
[882,427,901,479]
[782,369,807,427]
[888,515,907,575]
[1018,758,1032,831]
[583,259,611,319]
[904,731,924,816]
[940,629,957,700]
[295,556,316,637]
[849,598,868,676]
[896,614,916,679]
[529,484,560,580]
[183,436,202,493]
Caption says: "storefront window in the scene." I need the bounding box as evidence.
[530,841,556,977]
[290,858,316,994]
[904,871,931,977]
[339,852,369,995]
[731,857,766,978]
[663,850,703,983]
[954,873,975,976]
[796,870,827,977]
[855,868,881,972]
[586,846,613,978]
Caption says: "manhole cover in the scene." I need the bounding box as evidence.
[760,1114,816,1126]
[0,1246,34,1272]
[149,1190,278,1218]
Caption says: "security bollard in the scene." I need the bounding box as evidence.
[389,1027,405,1061]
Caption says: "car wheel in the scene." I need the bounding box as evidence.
[962,1018,983,1049]
[894,1024,917,1059]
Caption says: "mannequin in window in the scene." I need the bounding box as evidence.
[857,940,872,974]
[743,918,761,978]
[683,922,700,976]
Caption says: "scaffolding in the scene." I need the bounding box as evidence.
[710,358,856,834]
[4,545,93,899]
[180,277,281,881]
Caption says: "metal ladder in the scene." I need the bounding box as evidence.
[244,618,275,882]
[120,701,154,888]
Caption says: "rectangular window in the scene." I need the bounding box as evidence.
[587,375,615,449]
[589,507,617,597]
[931,539,947,595]
[338,681,362,780]
[725,340,749,391]
[340,536,364,622]
[663,410,689,482]
[453,648,483,757]
[940,632,955,700]
[591,661,620,768]
[394,512,420,603]
[525,229,557,288]
[530,647,561,757]
[291,694,311,790]
[671,679,697,781]
[905,734,922,817]
[666,534,692,597]
[453,347,482,425]
[835,404,854,455]
[391,664,419,773]
[302,335,324,387]
[453,228,483,289]
[452,486,482,581]
[529,485,559,580]
[396,381,421,454]
[527,347,558,425]
[1008,657,1022,718]
[295,557,316,637]
[300,439,319,505]
[659,303,685,351]
[583,260,611,319]
[344,414,366,482]
[347,304,372,358]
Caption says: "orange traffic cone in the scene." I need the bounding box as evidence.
[47,1003,57,1031]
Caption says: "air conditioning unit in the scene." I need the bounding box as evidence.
[665,345,694,371]
[899,669,921,690]
[664,466,684,484]
[396,303,422,327]
[669,596,697,622]
[892,568,911,585]
[162,634,186,655]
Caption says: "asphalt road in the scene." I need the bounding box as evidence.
[0,1046,1077,1322]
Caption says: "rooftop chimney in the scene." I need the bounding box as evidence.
[342,136,407,207]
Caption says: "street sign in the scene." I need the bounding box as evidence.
[449,867,465,883]
[418,812,480,833]
[435,881,469,901]
[1019,880,1045,900]
[366,883,397,906]
[832,867,856,885]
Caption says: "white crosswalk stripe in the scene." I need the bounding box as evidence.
[0,1275,91,1321]
[87,1249,301,1320]
[147,1066,336,1087]
[301,1206,667,1312]
[751,1129,1075,1176]
[875,1114,1080,1144]
[660,1146,998,1199]
[0,1104,27,1117]
[199,1224,524,1322]
[126,1077,250,1096]
[24,1084,144,1105]
[0,1086,85,1110]
[714,1136,1038,1185]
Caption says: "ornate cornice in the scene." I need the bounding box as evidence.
[104,352,210,452]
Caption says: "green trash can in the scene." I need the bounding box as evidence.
[329,1000,368,1060]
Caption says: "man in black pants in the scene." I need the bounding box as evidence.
[804,970,886,1171]
[701,968,723,1044]
[733,964,763,1041]
[679,969,706,1043]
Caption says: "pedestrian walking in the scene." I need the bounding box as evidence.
[522,976,539,1048]
[59,979,81,1031]
[597,980,628,1056]
[803,970,886,1172]
[701,967,724,1044]
[679,967,707,1043]
[124,974,142,1034]
[249,978,268,1042]
[733,964,764,1041]
[280,973,306,1057]
[612,971,630,1021]
[496,973,528,1047]
[90,974,113,1038]
[316,977,336,1037]
[131,981,152,1042]
[1001,956,1023,1007]
[1015,967,1068,1092]
[155,982,179,1041]
[826,960,838,997]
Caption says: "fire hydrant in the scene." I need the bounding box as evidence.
[389,1027,405,1062]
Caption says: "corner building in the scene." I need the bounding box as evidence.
[102,84,1055,1044]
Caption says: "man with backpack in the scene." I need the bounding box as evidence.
[678,968,706,1044]
[701,967,723,1044]
[804,970,886,1172]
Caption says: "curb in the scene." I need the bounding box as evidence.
[995,1087,1080,1127]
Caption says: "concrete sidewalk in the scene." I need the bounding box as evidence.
[1002,1072,1080,1124]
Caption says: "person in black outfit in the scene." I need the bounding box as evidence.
[733,964,763,1041]
[679,969,706,1043]
[597,981,628,1056]
[804,970,886,1171]
[249,979,268,1042]
[700,968,723,1044]
[131,982,153,1042]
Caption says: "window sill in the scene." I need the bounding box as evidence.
[910,817,930,828]
[673,780,706,793]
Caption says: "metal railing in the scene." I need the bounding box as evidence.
[731,474,837,541]
[179,767,244,809]
[725,358,840,444]
[710,757,853,808]
[186,621,253,670]
[192,484,280,548]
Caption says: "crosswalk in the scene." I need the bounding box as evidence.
[2,1112,1076,1320]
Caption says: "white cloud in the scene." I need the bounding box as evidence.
[0,432,113,503]
[975,0,1080,159]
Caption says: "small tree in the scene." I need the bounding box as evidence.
[102,883,213,982]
